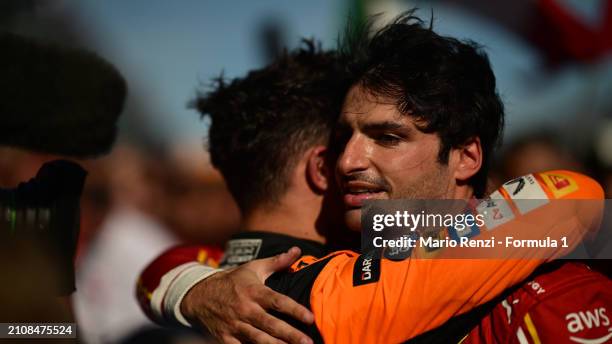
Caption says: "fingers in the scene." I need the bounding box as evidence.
[236,322,288,344]
[260,289,314,324]
[248,305,314,344]
[269,246,302,272]
[248,246,302,280]
[199,248,312,344]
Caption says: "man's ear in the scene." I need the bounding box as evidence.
[306,145,329,193]
[451,137,482,183]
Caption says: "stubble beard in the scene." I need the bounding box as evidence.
[392,163,451,201]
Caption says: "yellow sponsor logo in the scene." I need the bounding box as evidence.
[540,173,578,199]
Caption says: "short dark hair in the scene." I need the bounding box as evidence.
[192,41,349,212]
[341,11,505,197]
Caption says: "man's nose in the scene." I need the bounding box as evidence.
[337,134,369,176]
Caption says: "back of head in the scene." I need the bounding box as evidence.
[340,10,505,197]
[193,41,349,213]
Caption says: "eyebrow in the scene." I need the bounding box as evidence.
[361,121,410,133]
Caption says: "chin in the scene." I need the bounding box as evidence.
[345,209,362,232]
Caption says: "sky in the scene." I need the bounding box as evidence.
[70,0,345,147]
[61,0,612,151]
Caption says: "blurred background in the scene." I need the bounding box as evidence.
[1,0,611,343]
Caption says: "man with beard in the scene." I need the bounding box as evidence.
[138,12,608,344]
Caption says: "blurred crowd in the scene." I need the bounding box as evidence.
[0,145,239,343]
[490,124,612,197]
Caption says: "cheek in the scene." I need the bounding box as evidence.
[370,143,443,196]
[372,145,434,175]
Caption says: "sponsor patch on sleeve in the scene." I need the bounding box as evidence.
[353,250,381,287]
[477,195,515,230]
[539,172,578,199]
[502,174,549,214]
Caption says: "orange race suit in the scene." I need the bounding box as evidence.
[136,170,605,343]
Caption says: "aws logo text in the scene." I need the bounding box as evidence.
[566,307,609,333]
[566,307,612,344]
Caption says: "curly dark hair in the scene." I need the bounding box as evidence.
[340,10,505,197]
[192,40,349,212]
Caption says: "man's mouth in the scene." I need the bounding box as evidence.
[342,182,387,208]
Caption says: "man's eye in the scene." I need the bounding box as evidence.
[376,134,401,145]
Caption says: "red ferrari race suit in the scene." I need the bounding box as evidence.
[136,170,606,343]
[462,261,612,344]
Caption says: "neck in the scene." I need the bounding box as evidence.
[451,183,475,200]
[242,196,326,244]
